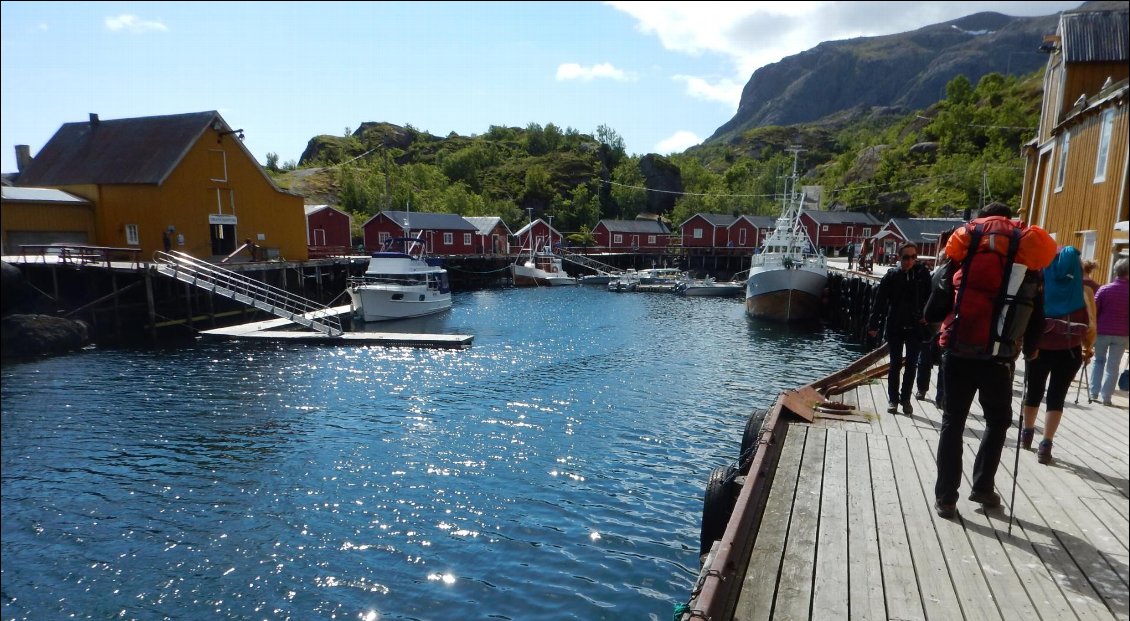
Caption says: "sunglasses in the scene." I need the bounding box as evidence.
[901,254,918,261]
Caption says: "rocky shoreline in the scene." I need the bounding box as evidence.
[1,261,90,359]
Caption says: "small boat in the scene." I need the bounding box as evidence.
[348,236,452,322]
[675,276,746,297]
[745,150,828,321]
[511,242,578,287]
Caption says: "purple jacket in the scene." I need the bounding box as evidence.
[1095,276,1129,337]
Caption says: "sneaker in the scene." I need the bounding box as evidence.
[1021,428,1034,450]
[968,490,1001,507]
[914,391,926,400]
[887,401,898,414]
[1102,399,1113,406]
[901,399,914,415]
[1037,439,1053,465]
[934,500,958,519]
[1090,393,1099,402]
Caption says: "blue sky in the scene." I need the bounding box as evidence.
[1,1,1084,174]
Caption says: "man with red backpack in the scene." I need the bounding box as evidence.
[927,203,1057,519]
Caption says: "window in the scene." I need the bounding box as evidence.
[1095,108,1115,183]
[648,235,656,244]
[613,234,622,244]
[862,228,872,237]
[693,228,703,239]
[208,150,228,182]
[125,224,139,245]
[1054,131,1070,192]
[822,225,829,231]
[463,233,472,246]
[1080,230,1097,260]
[443,232,453,245]
[738,229,747,245]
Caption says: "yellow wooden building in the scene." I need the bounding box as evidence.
[1020,5,1129,281]
[10,111,307,261]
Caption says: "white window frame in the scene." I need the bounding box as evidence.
[125,224,139,245]
[862,228,872,237]
[463,233,472,246]
[208,149,228,183]
[1080,230,1097,260]
[613,234,623,244]
[693,227,703,239]
[1054,131,1070,192]
[443,232,453,245]
[648,235,657,245]
[822,225,829,232]
[1094,108,1114,183]
[738,229,747,245]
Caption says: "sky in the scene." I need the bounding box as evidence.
[0,1,1086,174]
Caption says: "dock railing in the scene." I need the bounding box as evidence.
[18,244,142,269]
[152,250,343,337]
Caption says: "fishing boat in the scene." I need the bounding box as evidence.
[347,236,452,322]
[511,241,578,287]
[744,150,827,321]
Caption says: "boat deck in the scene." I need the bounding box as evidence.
[699,354,1128,620]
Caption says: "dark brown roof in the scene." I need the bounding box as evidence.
[17,111,219,186]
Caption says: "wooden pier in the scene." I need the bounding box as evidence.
[199,305,473,349]
[685,347,1129,620]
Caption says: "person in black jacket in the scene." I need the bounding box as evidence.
[868,242,932,415]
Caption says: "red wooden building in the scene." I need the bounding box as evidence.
[304,204,353,258]
[680,214,735,249]
[464,216,512,254]
[360,210,478,255]
[871,217,964,266]
[593,219,670,252]
[728,215,777,251]
[513,218,564,254]
[799,210,882,256]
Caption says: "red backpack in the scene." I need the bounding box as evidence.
[939,219,1040,360]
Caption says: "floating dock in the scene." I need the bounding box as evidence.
[199,305,473,349]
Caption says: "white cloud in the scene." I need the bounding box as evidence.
[673,75,742,107]
[608,1,1083,109]
[655,130,701,154]
[556,62,634,82]
[105,14,168,34]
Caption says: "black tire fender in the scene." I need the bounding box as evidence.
[739,408,770,469]
[699,463,738,557]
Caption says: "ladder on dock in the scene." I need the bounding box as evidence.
[556,248,621,276]
[152,251,344,337]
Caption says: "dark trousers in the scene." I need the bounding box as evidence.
[886,328,923,404]
[935,355,1015,503]
[917,337,945,403]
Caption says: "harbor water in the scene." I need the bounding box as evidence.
[1,286,862,620]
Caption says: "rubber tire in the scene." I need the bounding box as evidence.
[699,463,738,557]
[739,408,769,469]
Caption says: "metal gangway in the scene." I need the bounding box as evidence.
[152,251,344,337]
[556,248,621,277]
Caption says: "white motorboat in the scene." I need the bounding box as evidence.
[348,237,452,322]
[745,151,828,321]
[675,276,745,297]
[512,241,578,287]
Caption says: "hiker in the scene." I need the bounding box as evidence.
[1090,257,1129,406]
[868,242,932,415]
[1020,246,1095,465]
[846,241,855,271]
[930,202,1056,519]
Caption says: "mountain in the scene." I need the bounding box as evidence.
[707,9,1069,144]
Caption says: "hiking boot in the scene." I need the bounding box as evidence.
[914,391,926,400]
[1037,440,1053,465]
[887,401,899,414]
[1021,428,1034,450]
[968,490,1001,508]
[934,500,957,519]
[901,399,913,415]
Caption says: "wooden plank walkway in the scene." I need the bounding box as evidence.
[732,357,1129,620]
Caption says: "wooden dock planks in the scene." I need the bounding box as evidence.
[720,356,1127,620]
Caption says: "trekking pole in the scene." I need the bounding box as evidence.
[1008,364,1027,536]
[1083,360,1092,404]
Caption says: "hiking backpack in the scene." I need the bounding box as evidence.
[939,220,1040,360]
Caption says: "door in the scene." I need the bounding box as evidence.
[210,223,236,255]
